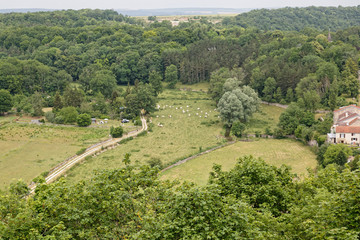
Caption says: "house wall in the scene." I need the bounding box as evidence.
[335,132,360,144]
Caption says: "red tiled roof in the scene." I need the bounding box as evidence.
[348,117,360,126]
[334,105,360,112]
[338,112,359,122]
[336,126,360,133]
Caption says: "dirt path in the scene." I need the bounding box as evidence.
[29,116,147,194]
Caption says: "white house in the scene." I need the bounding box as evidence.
[328,105,360,145]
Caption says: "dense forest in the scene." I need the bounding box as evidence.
[223,6,360,31]
[0,7,360,238]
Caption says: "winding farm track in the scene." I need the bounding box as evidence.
[29,116,147,194]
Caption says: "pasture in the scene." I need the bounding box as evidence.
[65,89,286,183]
[0,117,138,189]
[160,138,317,185]
[65,89,225,182]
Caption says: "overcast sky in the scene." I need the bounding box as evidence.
[1,0,359,10]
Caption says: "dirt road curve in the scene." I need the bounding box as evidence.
[29,115,147,194]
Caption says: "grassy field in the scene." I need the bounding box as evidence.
[0,86,287,188]
[65,89,226,182]
[247,104,284,134]
[160,139,317,185]
[0,116,138,189]
[65,89,286,183]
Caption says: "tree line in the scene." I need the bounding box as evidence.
[223,6,360,31]
[1,155,359,239]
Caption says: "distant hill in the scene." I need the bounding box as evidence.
[0,9,54,13]
[222,5,360,31]
[116,8,253,16]
[0,8,252,16]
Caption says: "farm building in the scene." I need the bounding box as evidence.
[328,105,360,144]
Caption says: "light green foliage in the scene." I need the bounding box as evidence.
[31,91,43,116]
[278,103,315,135]
[13,94,32,113]
[76,113,91,127]
[45,111,56,123]
[90,70,117,98]
[110,126,124,138]
[3,152,360,238]
[222,77,242,93]
[59,106,78,124]
[209,67,245,103]
[0,89,12,114]
[273,87,282,102]
[125,83,156,116]
[323,144,352,167]
[148,70,163,96]
[53,91,63,111]
[285,88,294,103]
[63,87,84,108]
[165,64,178,89]
[218,86,260,136]
[231,121,246,137]
[302,90,320,112]
[262,77,276,102]
[91,92,108,115]
[209,155,295,216]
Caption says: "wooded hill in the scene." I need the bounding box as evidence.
[223,6,360,31]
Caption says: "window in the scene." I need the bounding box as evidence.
[352,133,355,136]
[340,134,346,138]
[351,138,358,141]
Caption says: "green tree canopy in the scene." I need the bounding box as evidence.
[76,113,91,127]
[217,86,260,137]
[0,89,12,114]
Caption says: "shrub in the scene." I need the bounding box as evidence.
[147,158,163,169]
[133,116,142,126]
[76,148,87,155]
[59,106,78,124]
[273,128,285,139]
[77,113,91,127]
[110,126,123,138]
[231,121,246,137]
[54,115,64,124]
[316,135,327,146]
[323,144,352,167]
[265,127,273,136]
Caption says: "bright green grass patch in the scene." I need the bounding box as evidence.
[0,120,138,189]
[160,139,317,186]
[246,104,285,134]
